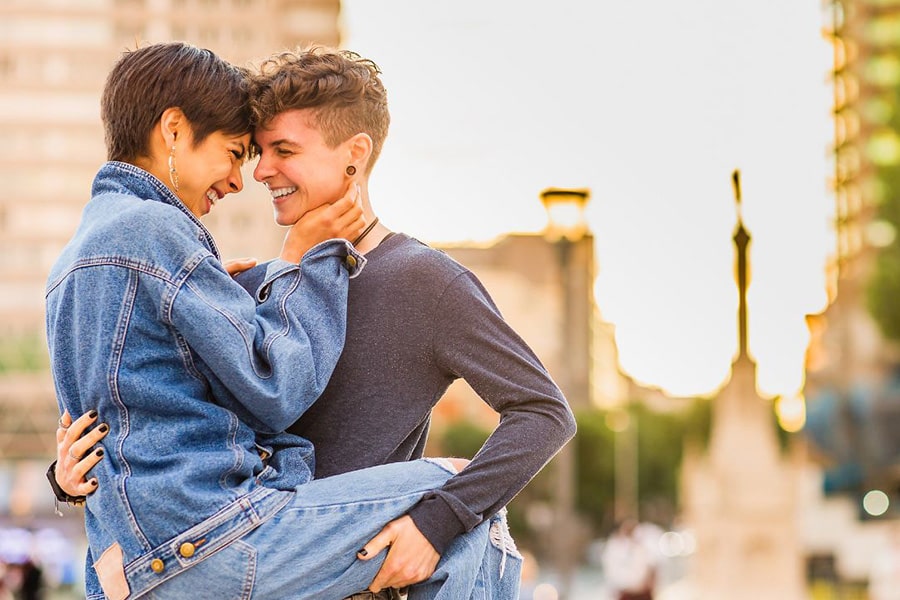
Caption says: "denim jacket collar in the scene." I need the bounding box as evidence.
[91,161,221,260]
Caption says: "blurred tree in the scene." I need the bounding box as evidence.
[849,8,900,339]
[0,334,48,373]
[433,398,712,550]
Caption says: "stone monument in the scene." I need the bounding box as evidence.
[680,171,807,599]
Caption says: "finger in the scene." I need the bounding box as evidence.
[375,554,435,591]
[56,411,73,444]
[60,410,98,453]
[368,546,424,593]
[336,207,365,239]
[368,564,389,593]
[68,422,109,461]
[224,258,258,277]
[358,527,394,562]
[327,193,355,217]
[56,442,104,497]
[334,183,362,212]
[341,181,361,205]
[367,549,400,594]
[66,449,105,496]
[329,197,364,227]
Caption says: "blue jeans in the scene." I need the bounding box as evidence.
[132,459,520,599]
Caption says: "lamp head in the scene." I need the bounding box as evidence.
[540,187,591,241]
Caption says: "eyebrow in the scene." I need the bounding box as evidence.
[267,139,299,148]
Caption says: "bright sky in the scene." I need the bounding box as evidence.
[342,0,834,399]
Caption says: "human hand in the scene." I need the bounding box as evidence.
[55,410,108,496]
[358,515,440,593]
[279,184,365,262]
[223,257,258,277]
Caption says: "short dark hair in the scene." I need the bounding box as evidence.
[250,47,390,174]
[101,42,252,162]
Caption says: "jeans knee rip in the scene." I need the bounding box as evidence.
[423,457,459,475]
[489,508,522,579]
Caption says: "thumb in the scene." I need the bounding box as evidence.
[357,526,394,561]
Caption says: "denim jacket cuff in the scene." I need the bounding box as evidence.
[303,239,366,279]
[264,240,365,281]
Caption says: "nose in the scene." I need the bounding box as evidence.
[226,162,243,194]
[253,152,272,183]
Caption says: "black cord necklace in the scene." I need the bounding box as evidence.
[352,216,380,246]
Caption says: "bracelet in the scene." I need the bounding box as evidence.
[46,460,86,516]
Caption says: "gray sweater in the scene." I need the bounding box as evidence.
[237,233,576,553]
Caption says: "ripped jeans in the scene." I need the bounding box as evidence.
[346,508,522,600]
[132,459,521,599]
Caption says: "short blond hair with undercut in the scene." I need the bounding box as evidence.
[250,47,390,174]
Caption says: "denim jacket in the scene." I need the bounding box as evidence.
[45,162,363,598]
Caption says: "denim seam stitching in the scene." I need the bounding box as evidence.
[108,269,152,551]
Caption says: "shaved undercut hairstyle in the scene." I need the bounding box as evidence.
[250,46,390,174]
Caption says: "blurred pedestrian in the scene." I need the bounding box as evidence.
[0,561,12,600]
[601,518,658,600]
[869,523,900,600]
[18,560,43,600]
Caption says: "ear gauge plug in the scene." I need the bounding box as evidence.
[346,165,357,176]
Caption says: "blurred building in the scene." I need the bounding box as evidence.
[0,0,340,518]
[436,229,624,420]
[799,0,900,591]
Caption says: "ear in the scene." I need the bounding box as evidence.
[159,107,186,146]
[346,133,373,170]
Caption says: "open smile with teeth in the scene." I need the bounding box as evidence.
[206,189,219,206]
[270,186,297,200]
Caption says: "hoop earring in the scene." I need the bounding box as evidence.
[345,165,357,176]
[168,143,179,192]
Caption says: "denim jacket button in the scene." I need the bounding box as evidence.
[150,559,164,573]
[345,255,358,270]
[179,542,196,558]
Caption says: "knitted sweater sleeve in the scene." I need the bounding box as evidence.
[407,270,576,554]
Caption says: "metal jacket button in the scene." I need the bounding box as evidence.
[345,255,358,269]
[179,542,195,558]
[150,559,164,573]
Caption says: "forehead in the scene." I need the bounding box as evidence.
[255,109,322,145]
[201,129,251,146]
[222,131,252,145]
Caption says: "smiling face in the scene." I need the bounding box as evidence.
[252,109,352,226]
[176,128,251,218]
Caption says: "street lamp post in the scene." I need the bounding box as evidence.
[540,187,591,600]
[606,406,639,523]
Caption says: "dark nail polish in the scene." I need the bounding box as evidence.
[357,548,367,556]
[96,448,104,457]
[88,410,98,419]
[98,424,109,433]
